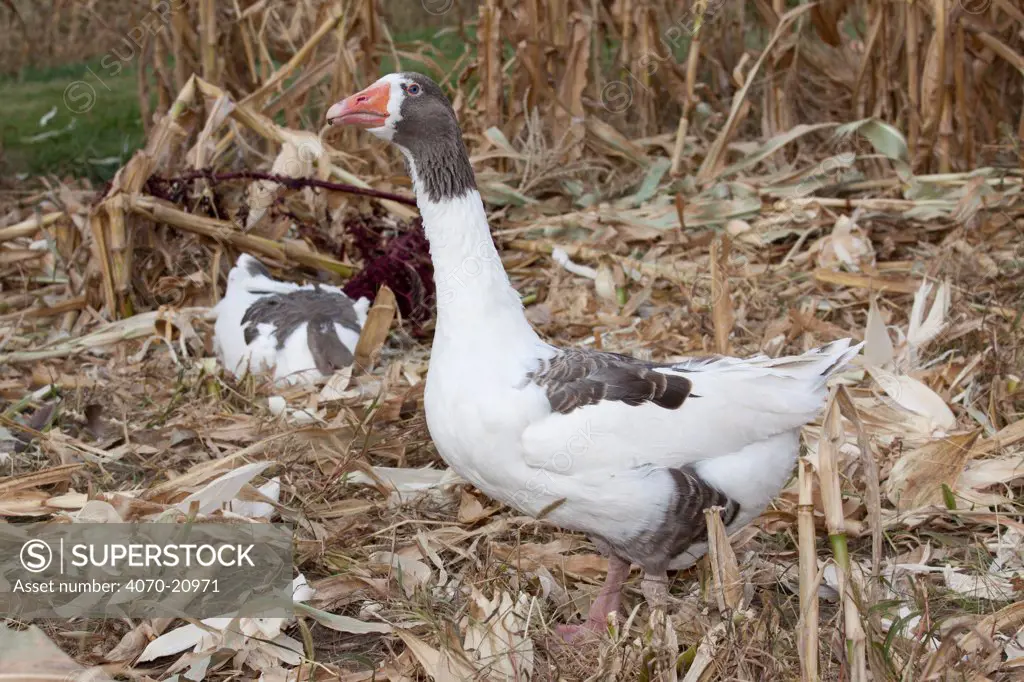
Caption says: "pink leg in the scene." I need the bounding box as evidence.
[555,556,631,642]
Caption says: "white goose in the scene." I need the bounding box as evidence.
[213,254,369,385]
[327,73,862,640]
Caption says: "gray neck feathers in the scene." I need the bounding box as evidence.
[394,125,476,203]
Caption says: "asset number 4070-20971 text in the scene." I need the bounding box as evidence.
[123,578,220,593]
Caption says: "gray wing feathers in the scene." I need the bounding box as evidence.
[528,348,692,414]
[240,287,363,374]
[307,316,355,374]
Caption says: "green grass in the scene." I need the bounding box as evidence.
[0,62,144,183]
[0,26,467,184]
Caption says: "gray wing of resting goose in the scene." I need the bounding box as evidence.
[241,287,364,375]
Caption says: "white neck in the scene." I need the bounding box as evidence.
[415,185,539,350]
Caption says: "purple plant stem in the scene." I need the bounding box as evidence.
[153,170,418,207]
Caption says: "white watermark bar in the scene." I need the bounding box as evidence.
[0,523,293,619]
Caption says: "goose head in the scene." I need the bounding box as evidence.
[327,72,476,203]
[225,253,272,289]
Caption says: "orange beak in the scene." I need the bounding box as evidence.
[326,82,390,128]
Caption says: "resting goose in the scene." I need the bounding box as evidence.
[327,73,862,640]
[213,254,370,385]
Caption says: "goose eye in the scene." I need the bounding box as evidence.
[406,83,421,96]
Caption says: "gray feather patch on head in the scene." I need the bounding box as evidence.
[391,72,476,203]
[242,256,272,279]
[241,287,363,372]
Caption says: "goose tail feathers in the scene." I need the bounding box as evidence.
[756,338,863,388]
